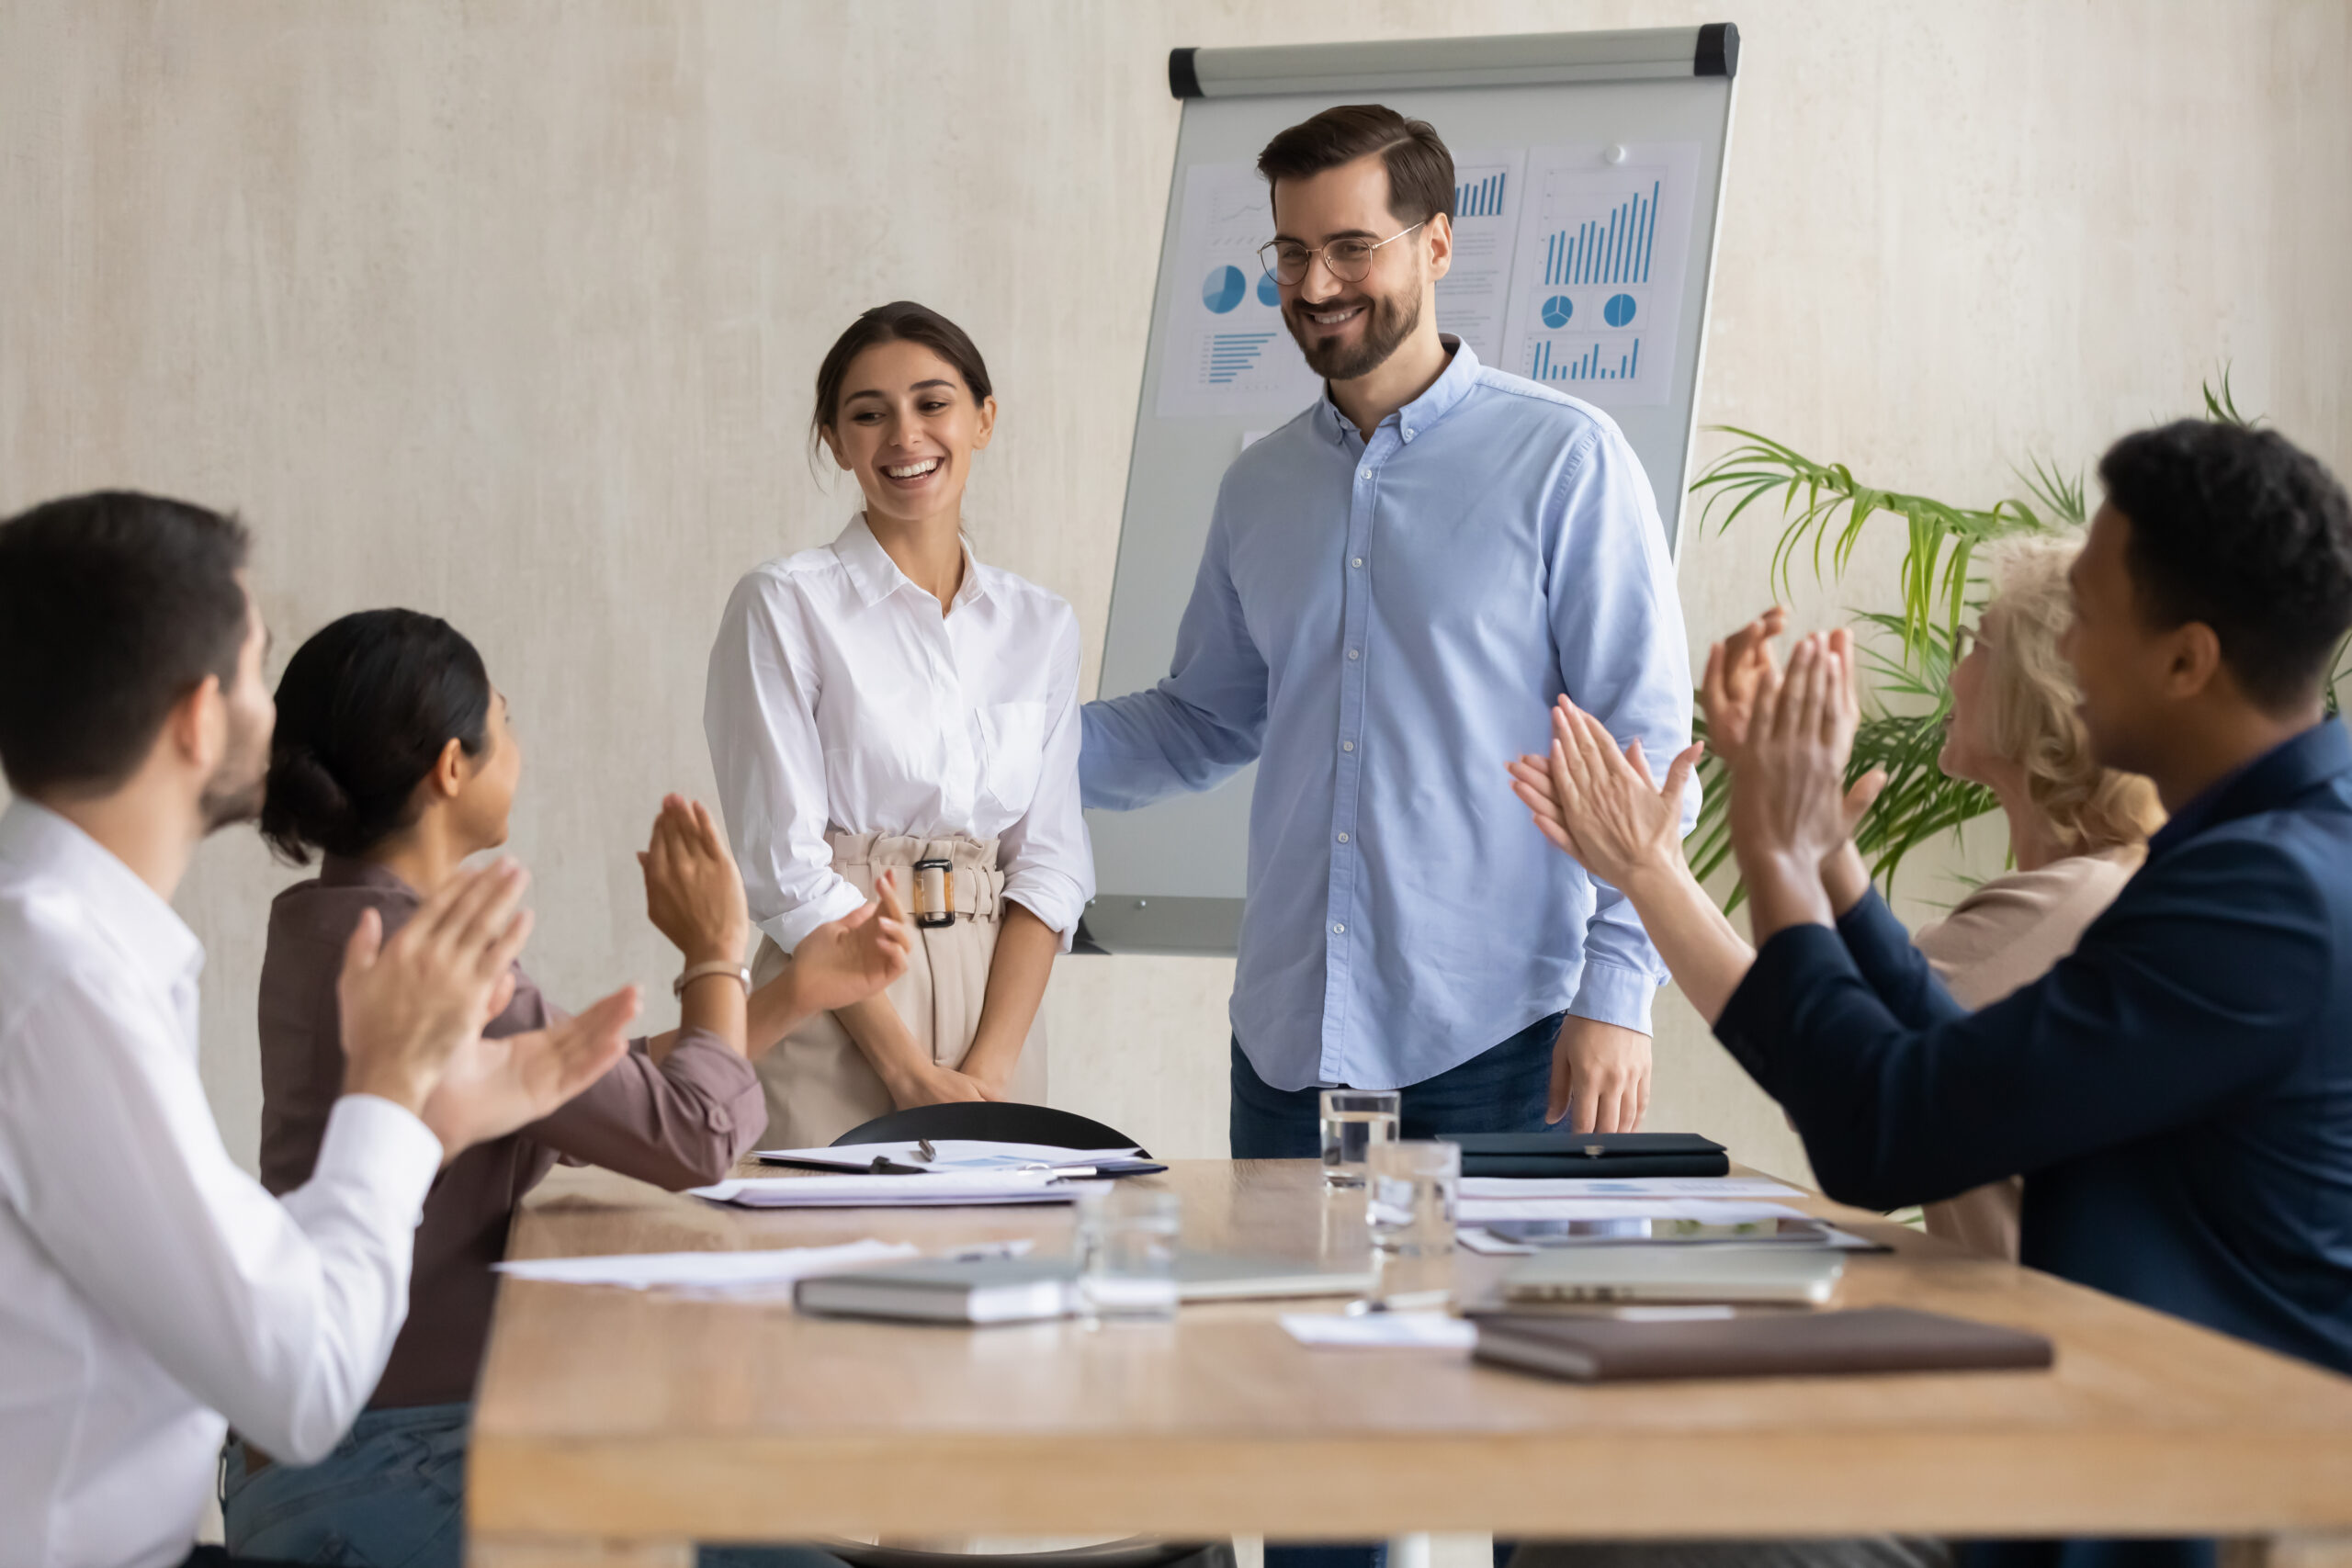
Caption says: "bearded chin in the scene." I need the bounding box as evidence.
[199,719,270,832]
[1288,287,1422,381]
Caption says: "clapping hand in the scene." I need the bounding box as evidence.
[1726,630,1863,936]
[1510,695,1702,890]
[418,988,639,1156]
[791,870,914,1014]
[1698,605,1792,767]
[639,795,751,968]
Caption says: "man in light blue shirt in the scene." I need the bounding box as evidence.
[1084,106,1694,1157]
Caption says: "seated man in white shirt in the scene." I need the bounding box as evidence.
[0,490,641,1568]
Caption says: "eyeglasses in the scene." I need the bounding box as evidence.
[1257,221,1426,287]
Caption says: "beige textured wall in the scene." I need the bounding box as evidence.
[3,1,2346,1182]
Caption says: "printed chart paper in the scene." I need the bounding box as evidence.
[1498,142,1701,407]
[1156,162,1321,418]
[1430,146,1527,366]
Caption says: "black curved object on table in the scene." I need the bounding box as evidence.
[831,1101,1148,1157]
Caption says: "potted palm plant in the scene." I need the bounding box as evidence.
[1679,377,2306,903]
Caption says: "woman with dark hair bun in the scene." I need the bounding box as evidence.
[228,607,911,1565]
[705,301,1093,1145]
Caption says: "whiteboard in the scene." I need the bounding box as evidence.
[1081,26,1739,956]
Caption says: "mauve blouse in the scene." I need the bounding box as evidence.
[254,856,764,1408]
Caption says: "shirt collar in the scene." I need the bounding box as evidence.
[1319,334,1482,447]
[317,853,420,897]
[0,797,204,992]
[2145,718,2352,862]
[831,513,990,613]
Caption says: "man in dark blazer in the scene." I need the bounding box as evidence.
[1708,420,2352,1568]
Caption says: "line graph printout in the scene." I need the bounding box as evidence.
[1431,146,1526,367]
[1500,142,1700,407]
[1156,161,1321,418]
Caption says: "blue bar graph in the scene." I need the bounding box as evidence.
[1541,180,1660,288]
[1528,337,1642,385]
[1204,332,1278,385]
[1454,170,1505,219]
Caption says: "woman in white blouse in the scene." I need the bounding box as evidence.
[705,301,1093,1146]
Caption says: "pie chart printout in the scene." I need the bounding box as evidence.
[1604,293,1637,327]
[1541,295,1574,328]
[1203,265,1247,314]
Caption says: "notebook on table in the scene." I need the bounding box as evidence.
[793,1250,1374,1324]
[1440,1132,1730,1179]
[1499,1246,1846,1306]
[1472,1306,2056,1383]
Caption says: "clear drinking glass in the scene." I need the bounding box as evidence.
[1364,1139,1460,1309]
[1075,1186,1182,1326]
[1319,1088,1400,1189]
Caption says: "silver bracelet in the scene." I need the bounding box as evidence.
[673,961,752,999]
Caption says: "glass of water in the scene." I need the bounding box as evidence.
[1074,1185,1182,1326]
[1319,1088,1400,1189]
[1364,1139,1460,1309]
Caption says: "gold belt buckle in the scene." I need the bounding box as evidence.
[912,856,956,929]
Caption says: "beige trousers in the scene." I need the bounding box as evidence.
[751,830,1047,1150]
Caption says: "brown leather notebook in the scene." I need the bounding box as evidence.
[1472,1306,2055,1382]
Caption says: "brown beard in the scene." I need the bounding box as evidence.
[1283,284,1422,382]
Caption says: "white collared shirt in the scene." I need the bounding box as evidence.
[0,800,442,1568]
[705,514,1094,953]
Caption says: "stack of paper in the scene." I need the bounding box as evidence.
[1457,1176,1798,1221]
[493,1238,918,1296]
[690,1170,1082,1209]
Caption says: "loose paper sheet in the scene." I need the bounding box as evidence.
[757,1140,1143,1174]
[493,1238,917,1294]
[691,1171,1081,1208]
[1281,1312,1476,1350]
[1458,1177,1803,1201]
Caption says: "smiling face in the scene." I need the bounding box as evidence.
[820,338,997,530]
[1269,152,1450,382]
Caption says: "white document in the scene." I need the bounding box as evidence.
[1459,1177,1803,1201]
[757,1140,1142,1174]
[1155,161,1322,419]
[690,1171,1081,1208]
[1281,1311,1476,1350]
[1431,146,1529,365]
[493,1238,917,1293]
[1498,141,1700,407]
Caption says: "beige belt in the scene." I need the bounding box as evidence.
[825,830,1003,924]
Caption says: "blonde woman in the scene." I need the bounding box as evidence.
[1510,536,2163,1257]
[705,301,1092,1148]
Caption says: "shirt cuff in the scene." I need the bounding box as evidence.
[1003,869,1090,953]
[317,1093,444,1228]
[757,878,873,955]
[1712,922,1854,1094]
[1567,958,1661,1035]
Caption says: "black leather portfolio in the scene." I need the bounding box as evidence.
[1440,1131,1731,1179]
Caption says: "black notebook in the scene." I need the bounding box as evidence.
[1441,1132,1730,1179]
[1473,1306,2055,1383]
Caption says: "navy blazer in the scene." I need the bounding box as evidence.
[1717,719,2352,1376]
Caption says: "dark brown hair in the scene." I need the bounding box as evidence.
[810,301,994,452]
[0,491,250,795]
[1256,104,1455,226]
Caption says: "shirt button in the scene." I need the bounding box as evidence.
[1359,468,1372,481]
[1341,740,1355,752]
[1351,557,1363,569]
[1336,832,1349,843]
[1332,923,1346,934]
[1347,648,1360,660]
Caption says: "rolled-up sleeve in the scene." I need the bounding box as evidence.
[1001,604,1095,950]
[1545,421,1696,1036]
[705,569,868,953]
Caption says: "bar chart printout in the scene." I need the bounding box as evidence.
[1431,149,1525,367]
[1502,142,1700,406]
[1158,161,1320,417]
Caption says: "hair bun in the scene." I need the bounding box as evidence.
[259,743,356,865]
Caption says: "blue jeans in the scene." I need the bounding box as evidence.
[1233,1015,1562,1568]
[222,1402,844,1568]
[1228,1010,1567,1158]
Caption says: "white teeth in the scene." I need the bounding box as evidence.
[885,458,940,479]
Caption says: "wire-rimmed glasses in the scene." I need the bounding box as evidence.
[1257,220,1426,287]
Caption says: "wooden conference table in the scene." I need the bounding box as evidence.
[468,1159,2352,1568]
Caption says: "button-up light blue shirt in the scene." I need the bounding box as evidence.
[1081,340,1694,1092]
